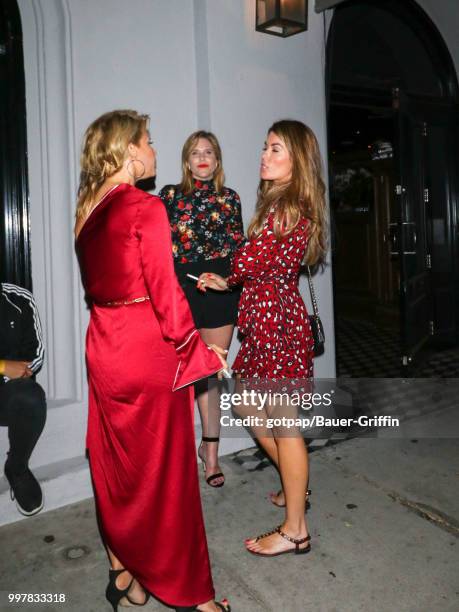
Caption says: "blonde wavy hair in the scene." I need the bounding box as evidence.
[179,130,225,195]
[248,120,327,266]
[76,109,149,220]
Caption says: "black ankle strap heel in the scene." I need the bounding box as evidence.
[105,569,133,612]
[198,437,225,488]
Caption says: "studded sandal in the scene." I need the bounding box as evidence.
[105,569,133,612]
[246,525,311,557]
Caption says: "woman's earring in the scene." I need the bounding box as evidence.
[136,160,146,179]
[127,158,146,180]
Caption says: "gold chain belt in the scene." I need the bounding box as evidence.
[100,296,150,307]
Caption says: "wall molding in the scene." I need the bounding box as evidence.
[17,0,84,402]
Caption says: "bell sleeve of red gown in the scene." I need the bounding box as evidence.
[135,195,222,391]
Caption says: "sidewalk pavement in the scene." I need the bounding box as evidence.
[0,404,458,612]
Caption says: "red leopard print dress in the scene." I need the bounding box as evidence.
[227,210,314,380]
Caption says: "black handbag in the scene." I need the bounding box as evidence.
[307,267,325,356]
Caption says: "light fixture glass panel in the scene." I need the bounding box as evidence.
[257,0,277,24]
[256,0,308,37]
[266,25,284,34]
[281,0,307,22]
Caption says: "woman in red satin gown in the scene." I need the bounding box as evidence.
[198,120,327,559]
[74,110,230,612]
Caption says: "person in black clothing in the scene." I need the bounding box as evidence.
[0,282,46,516]
[159,131,244,488]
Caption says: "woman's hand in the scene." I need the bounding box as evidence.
[3,360,33,379]
[207,343,229,379]
[197,273,229,292]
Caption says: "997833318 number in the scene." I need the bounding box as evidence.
[7,593,66,604]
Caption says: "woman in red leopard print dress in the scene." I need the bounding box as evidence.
[227,209,313,379]
[198,120,327,558]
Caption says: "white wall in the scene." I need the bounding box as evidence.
[19,0,335,403]
[202,0,334,375]
[70,0,335,380]
[70,0,200,186]
[5,0,456,522]
[1,0,333,522]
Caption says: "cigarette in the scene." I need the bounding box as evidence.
[222,369,232,379]
[186,273,200,282]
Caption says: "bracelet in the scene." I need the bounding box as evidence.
[0,360,5,375]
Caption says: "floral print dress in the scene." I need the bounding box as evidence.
[159,179,244,263]
[159,179,244,329]
[227,210,314,379]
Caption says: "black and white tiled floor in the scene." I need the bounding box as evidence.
[336,318,401,377]
[337,317,459,378]
[416,347,459,377]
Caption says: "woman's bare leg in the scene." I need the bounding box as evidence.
[256,435,279,464]
[253,435,310,507]
[245,436,309,554]
[231,377,284,499]
[231,377,279,464]
[254,397,309,507]
[231,383,310,552]
[255,435,285,505]
[197,324,234,486]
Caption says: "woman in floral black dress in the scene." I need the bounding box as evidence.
[159,131,244,487]
[199,120,327,557]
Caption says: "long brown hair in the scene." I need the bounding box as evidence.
[247,120,327,266]
[178,130,225,195]
[76,109,149,220]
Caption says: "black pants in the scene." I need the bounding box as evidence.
[0,379,47,474]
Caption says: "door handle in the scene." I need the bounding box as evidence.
[389,223,399,255]
[401,222,416,255]
[388,222,417,255]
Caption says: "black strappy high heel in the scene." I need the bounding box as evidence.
[105,568,150,611]
[198,436,225,487]
[105,569,133,612]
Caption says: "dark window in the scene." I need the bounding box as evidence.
[0,0,31,289]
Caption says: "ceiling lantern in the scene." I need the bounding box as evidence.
[256,0,308,37]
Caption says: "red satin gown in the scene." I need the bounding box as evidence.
[76,183,221,607]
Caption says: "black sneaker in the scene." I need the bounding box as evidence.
[4,463,44,516]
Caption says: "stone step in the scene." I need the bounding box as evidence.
[0,399,255,472]
[0,399,88,472]
[0,455,91,527]
[0,433,253,527]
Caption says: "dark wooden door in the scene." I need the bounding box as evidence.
[421,100,459,345]
[391,89,432,364]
